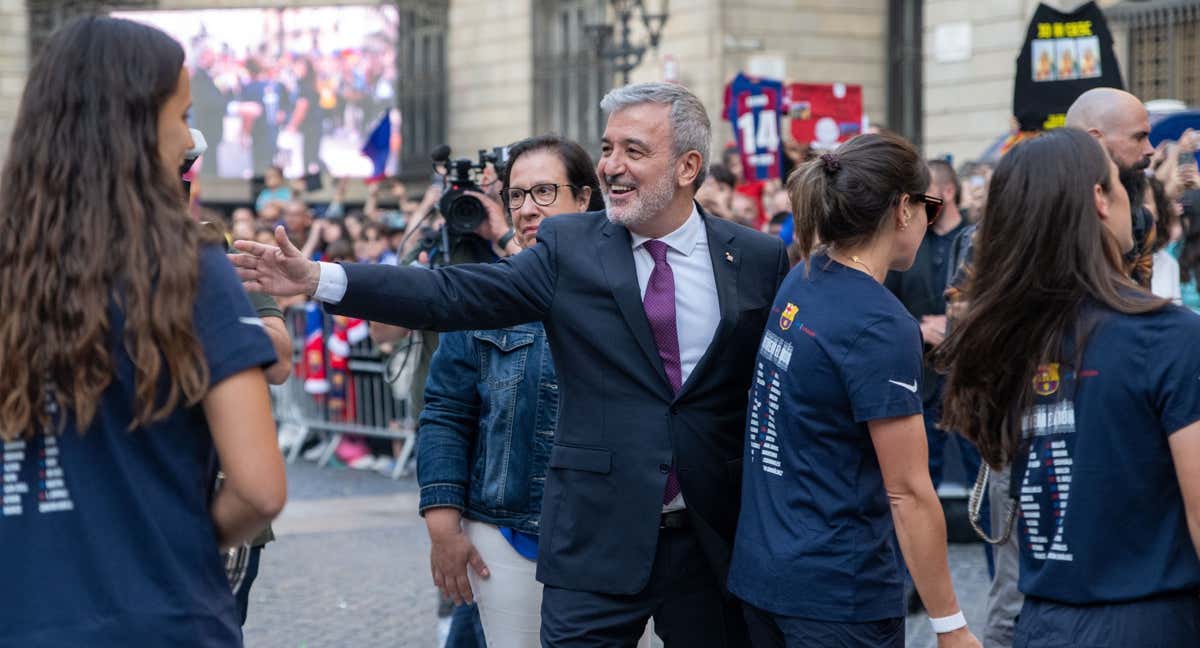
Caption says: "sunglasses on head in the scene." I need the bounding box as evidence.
[907,193,945,225]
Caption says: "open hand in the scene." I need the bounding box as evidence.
[429,527,490,605]
[229,225,320,297]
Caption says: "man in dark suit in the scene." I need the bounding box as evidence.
[232,82,788,647]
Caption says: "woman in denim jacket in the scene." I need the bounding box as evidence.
[417,135,604,647]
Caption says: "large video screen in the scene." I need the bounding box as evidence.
[114,5,398,179]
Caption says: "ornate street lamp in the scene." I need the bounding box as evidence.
[585,0,670,86]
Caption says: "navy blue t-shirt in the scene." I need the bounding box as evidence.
[728,254,924,621]
[0,245,276,647]
[1016,305,1200,605]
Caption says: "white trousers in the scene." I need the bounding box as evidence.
[464,520,653,648]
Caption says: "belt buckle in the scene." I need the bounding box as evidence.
[659,510,687,530]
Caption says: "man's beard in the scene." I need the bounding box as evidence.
[1118,164,1147,207]
[1118,163,1152,263]
[603,171,676,229]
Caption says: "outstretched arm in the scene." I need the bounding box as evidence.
[231,224,557,332]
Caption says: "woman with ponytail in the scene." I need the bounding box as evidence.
[728,133,978,647]
[0,16,285,646]
[724,132,979,648]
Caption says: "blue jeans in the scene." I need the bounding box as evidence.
[447,603,486,648]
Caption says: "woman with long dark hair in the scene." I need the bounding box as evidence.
[729,133,979,648]
[936,127,1200,647]
[0,16,285,645]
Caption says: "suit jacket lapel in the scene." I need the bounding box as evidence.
[677,212,740,399]
[598,219,673,394]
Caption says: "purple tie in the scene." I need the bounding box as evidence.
[641,240,682,505]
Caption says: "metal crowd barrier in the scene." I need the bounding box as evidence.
[271,304,416,479]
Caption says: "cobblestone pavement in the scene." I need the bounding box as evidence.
[242,461,437,647]
[244,461,992,648]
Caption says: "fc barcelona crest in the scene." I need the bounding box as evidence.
[1032,363,1060,396]
[780,303,799,331]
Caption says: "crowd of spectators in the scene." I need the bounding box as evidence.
[206,168,450,472]
[1140,129,1200,308]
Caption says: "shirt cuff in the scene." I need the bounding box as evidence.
[314,261,348,304]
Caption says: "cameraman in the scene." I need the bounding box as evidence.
[404,166,522,266]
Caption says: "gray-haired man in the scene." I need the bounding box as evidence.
[231,82,789,646]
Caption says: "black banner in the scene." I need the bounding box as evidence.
[1013,1,1123,132]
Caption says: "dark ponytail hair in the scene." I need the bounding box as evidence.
[788,132,929,259]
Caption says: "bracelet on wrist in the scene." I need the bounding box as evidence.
[497,228,517,249]
[929,610,966,634]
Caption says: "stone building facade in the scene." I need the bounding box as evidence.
[922,0,1126,163]
[0,0,1190,189]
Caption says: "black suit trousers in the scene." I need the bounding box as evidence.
[540,525,754,648]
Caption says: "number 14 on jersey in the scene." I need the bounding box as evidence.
[725,73,784,181]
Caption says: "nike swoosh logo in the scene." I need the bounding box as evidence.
[888,379,918,393]
[239,316,265,328]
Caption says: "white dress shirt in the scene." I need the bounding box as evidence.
[630,205,721,512]
[315,260,351,304]
[313,205,722,511]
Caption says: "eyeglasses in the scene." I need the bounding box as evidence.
[504,183,576,210]
[908,193,945,225]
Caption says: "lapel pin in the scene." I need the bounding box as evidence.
[725,251,734,263]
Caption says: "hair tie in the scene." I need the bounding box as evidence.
[820,152,841,175]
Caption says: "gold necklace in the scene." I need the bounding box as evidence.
[849,255,875,276]
[832,250,874,276]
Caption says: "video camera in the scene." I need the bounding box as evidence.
[430,144,507,235]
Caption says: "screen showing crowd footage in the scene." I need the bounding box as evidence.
[115,5,398,180]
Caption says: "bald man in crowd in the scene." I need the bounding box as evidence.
[1065,87,1155,174]
[1066,87,1156,283]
